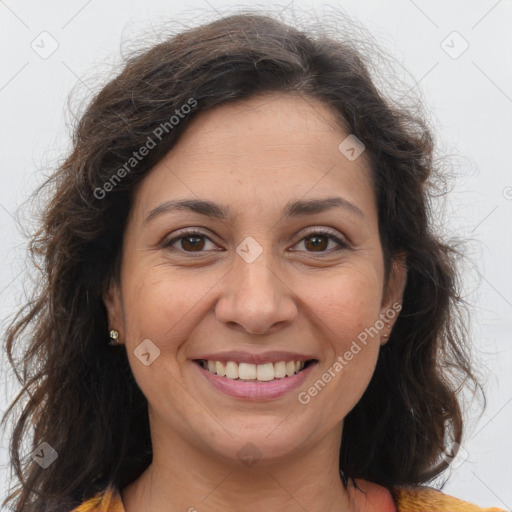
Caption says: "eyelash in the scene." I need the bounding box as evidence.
[162,228,350,256]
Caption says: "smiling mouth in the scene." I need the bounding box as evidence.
[194,359,317,382]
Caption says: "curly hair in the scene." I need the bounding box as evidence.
[2,10,483,511]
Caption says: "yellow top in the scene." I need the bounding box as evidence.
[70,481,507,512]
[391,486,506,512]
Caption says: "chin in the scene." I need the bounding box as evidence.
[194,414,320,466]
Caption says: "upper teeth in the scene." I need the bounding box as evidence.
[202,360,306,381]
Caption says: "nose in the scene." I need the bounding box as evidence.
[214,247,298,336]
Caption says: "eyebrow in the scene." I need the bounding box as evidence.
[143,196,364,225]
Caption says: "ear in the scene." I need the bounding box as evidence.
[379,253,407,340]
[103,278,125,343]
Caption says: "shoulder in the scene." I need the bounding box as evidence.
[69,483,124,512]
[67,481,507,512]
[392,485,507,512]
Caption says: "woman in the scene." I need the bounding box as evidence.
[1,11,505,512]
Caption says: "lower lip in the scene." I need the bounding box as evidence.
[195,361,316,400]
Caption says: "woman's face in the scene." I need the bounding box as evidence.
[105,93,406,465]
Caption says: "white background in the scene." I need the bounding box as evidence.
[1,1,511,510]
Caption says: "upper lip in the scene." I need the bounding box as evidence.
[193,351,317,365]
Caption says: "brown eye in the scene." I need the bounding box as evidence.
[163,228,349,256]
[163,230,217,254]
[292,229,349,254]
[180,235,206,251]
[304,234,329,252]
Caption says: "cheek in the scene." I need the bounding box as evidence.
[309,292,382,421]
[118,270,206,406]
[120,266,217,353]
[306,270,383,399]
[311,271,383,342]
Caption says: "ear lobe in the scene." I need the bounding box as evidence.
[103,278,124,332]
[381,253,407,317]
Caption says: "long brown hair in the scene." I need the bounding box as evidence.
[2,10,484,511]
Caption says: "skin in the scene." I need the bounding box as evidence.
[105,93,407,512]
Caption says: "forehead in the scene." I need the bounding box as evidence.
[133,93,375,223]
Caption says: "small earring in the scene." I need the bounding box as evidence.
[109,329,121,346]
[381,323,392,341]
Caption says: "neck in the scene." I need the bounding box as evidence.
[121,424,361,512]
